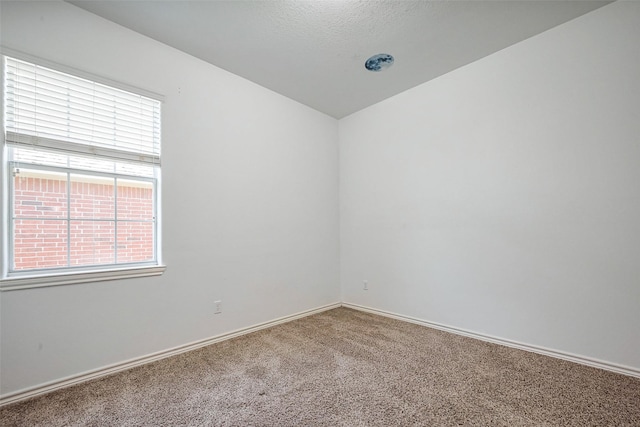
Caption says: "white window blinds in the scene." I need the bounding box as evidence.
[4,57,161,165]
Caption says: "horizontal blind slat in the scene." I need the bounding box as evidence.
[6,132,161,166]
[7,108,159,139]
[6,126,159,155]
[7,61,160,109]
[8,92,160,130]
[7,86,160,116]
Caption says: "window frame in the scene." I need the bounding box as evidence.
[8,159,159,273]
[0,50,166,291]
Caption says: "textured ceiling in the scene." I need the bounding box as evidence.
[68,0,611,118]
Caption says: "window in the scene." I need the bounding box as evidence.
[2,55,164,289]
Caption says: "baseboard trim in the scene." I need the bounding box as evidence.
[0,302,341,407]
[342,302,640,379]
[4,301,637,407]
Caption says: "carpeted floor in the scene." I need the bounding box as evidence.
[1,307,639,426]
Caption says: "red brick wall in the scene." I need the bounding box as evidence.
[13,175,154,271]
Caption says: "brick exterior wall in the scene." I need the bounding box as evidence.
[13,174,154,271]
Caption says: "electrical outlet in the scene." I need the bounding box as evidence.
[214,300,222,314]
[363,280,368,291]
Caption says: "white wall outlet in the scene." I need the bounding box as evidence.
[214,300,222,314]
[363,280,368,291]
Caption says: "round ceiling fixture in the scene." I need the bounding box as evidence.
[365,53,394,72]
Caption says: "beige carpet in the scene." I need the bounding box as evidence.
[1,307,639,426]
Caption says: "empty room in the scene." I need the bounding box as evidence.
[0,0,639,425]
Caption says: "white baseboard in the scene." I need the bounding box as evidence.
[4,301,638,408]
[342,302,640,379]
[0,302,341,407]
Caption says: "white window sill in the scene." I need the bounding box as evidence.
[0,265,166,292]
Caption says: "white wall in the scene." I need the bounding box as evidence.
[0,1,339,396]
[340,1,640,371]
